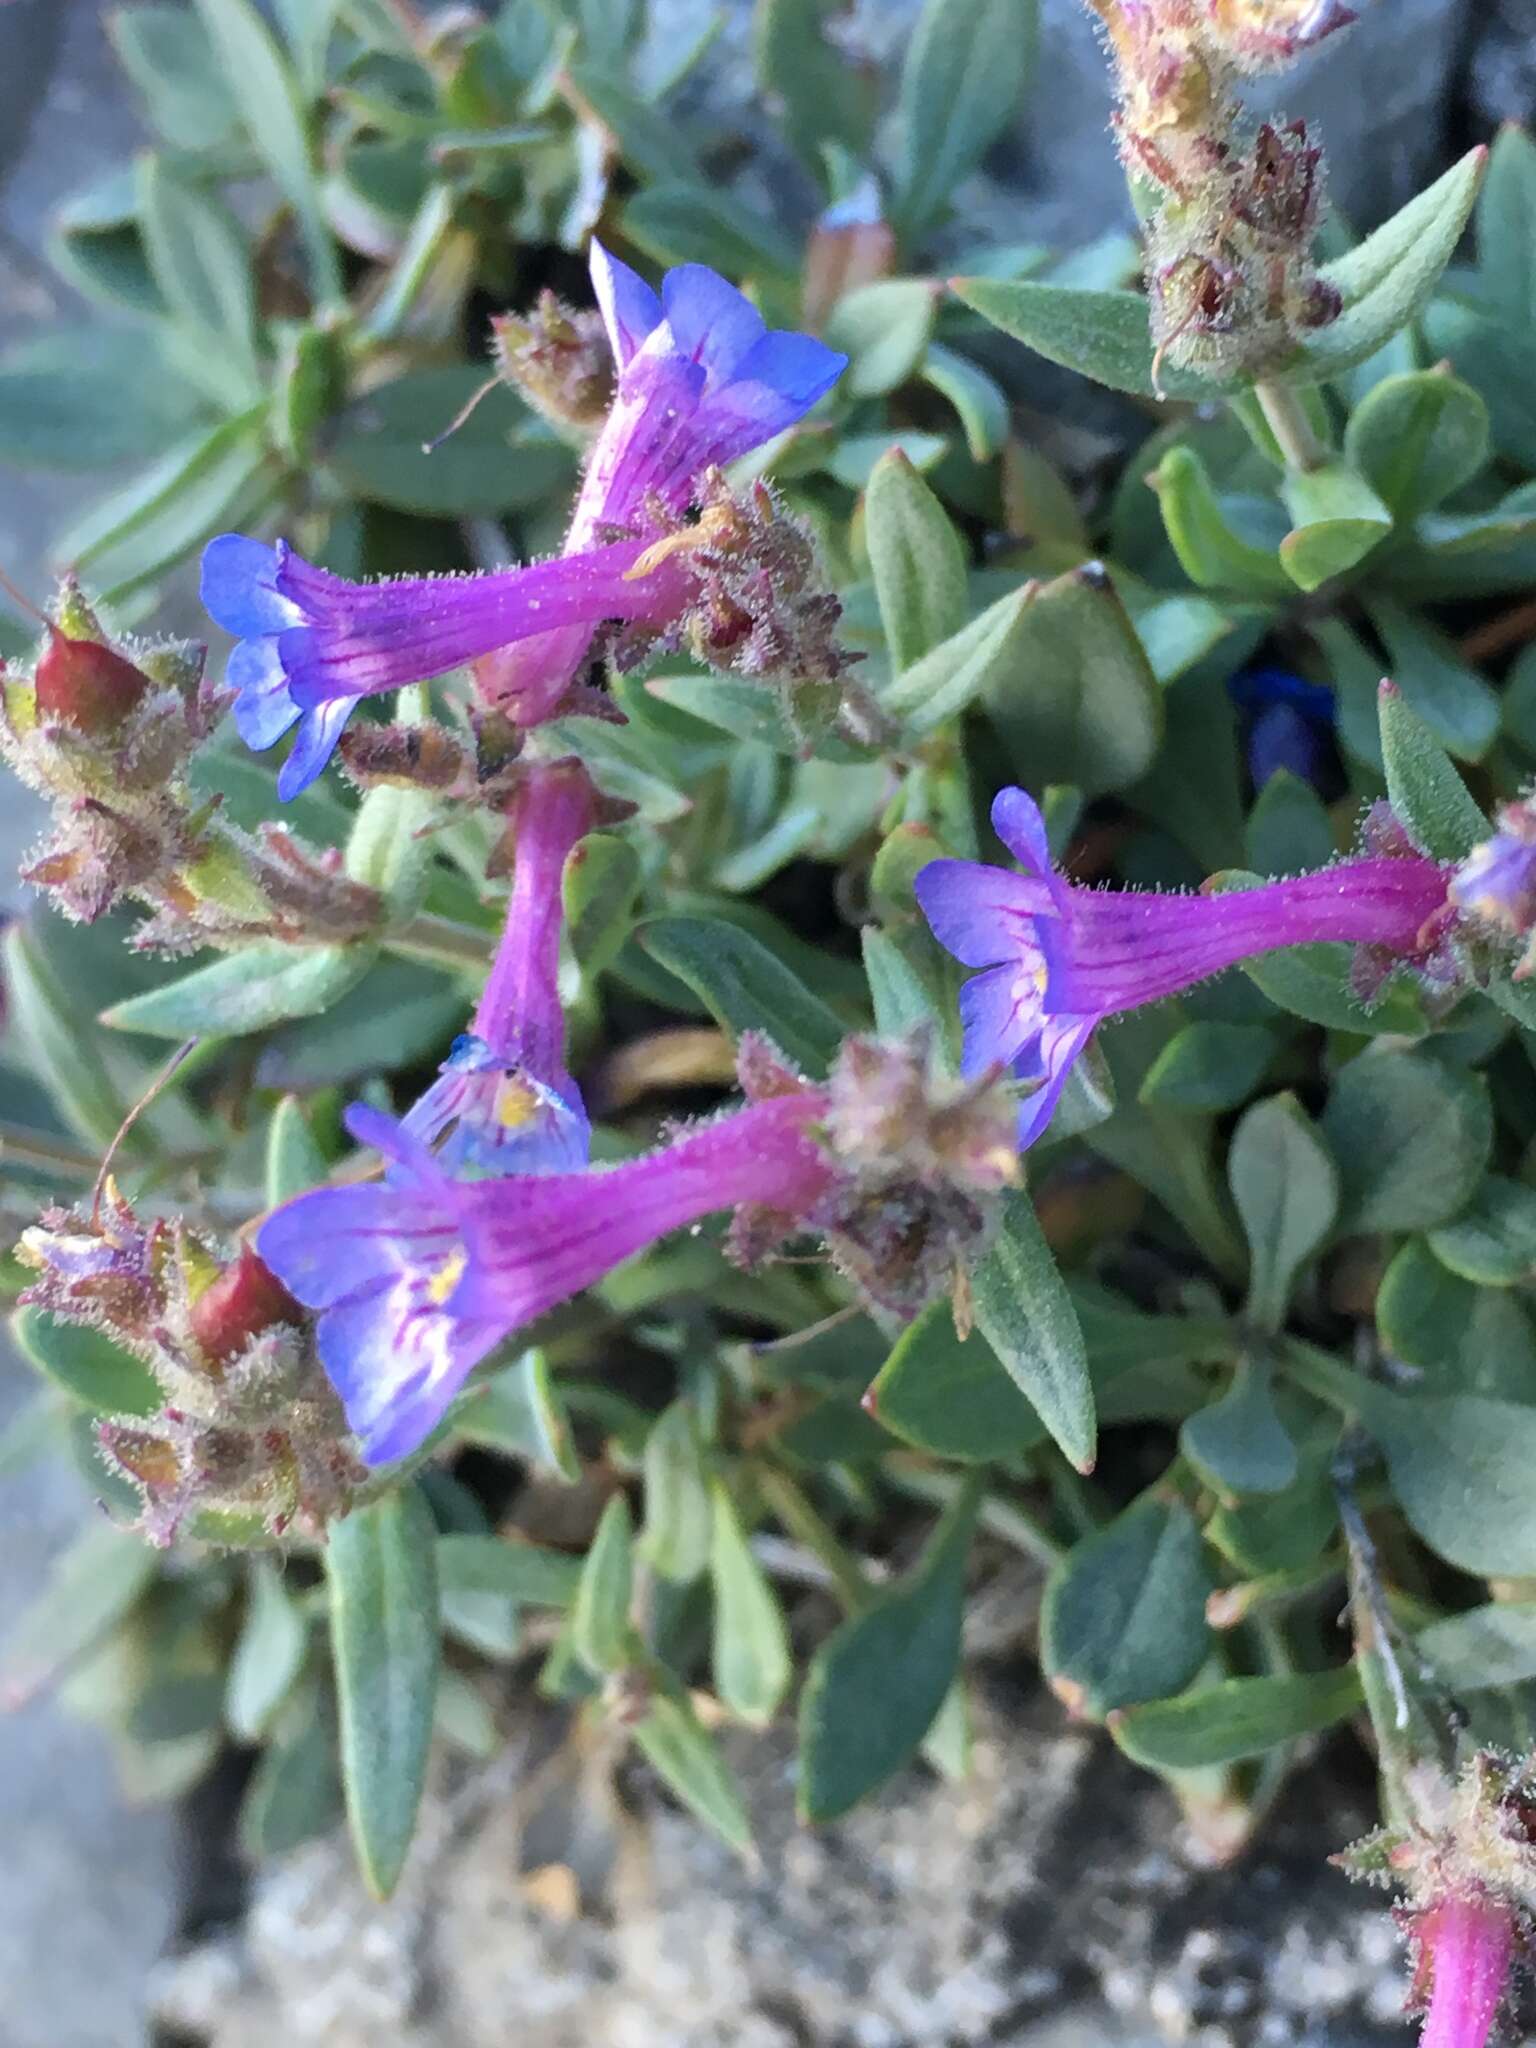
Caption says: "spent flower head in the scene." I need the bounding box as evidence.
[18,1193,362,1545]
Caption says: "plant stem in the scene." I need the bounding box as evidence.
[1254,379,1330,473]
[384,912,495,975]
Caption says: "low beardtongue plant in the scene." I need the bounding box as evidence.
[11,2,1536,2035]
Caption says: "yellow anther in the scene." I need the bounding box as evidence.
[426,1246,468,1305]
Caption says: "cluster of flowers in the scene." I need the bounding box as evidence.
[20,237,1536,2039]
[22,243,1536,1503]
[1085,0,1356,380]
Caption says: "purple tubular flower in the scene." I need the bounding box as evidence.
[477,243,847,721]
[1414,1892,1516,2048]
[915,786,1451,1148]
[258,1094,833,1464]
[199,533,695,796]
[402,758,596,1176]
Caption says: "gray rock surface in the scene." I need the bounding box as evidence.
[153,1676,1421,2048]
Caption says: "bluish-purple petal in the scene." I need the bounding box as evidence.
[660,264,765,385]
[589,241,662,368]
[731,330,847,413]
[276,700,352,799]
[957,961,1045,1077]
[991,786,1053,878]
[1013,1017,1097,1148]
[200,535,301,636]
[227,637,301,750]
[914,857,1057,968]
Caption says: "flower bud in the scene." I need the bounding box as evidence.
[190,1245,302,1369]
[32,628,152,735]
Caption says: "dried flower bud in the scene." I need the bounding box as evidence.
[608,471,870,751]
[492,292,614,433]
[731,1030,1020,1321]
[20,1196,362,1546]
[1200,0,1357,70]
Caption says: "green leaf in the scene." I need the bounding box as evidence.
[633,1674,753,1856]
[454,1349,581,1480]
[1416,1601,1536,1693]
[10,1308,161,1419]
[436,1533,583,1607]
[864,449,967,672]
[327,370,570,517]
[102,941,376,1039]
[824,281,938,399]
[138,156,262,401]
[1367,597,1500,763]
[3,922,128,1149]
[226,1560,308,1741]
[0,328,213,470]
[1112,1668,1362,1770]
[1428,1177,1536,1288]
[1240,942,1426,1038]
[1322,1050,1492,1237]
[710,1483,792,1726]
[328,1485,441,1899]
[752,0,873,174]
[642,672,859,762]
[565,833,642,980]
[861,926,951,1043]
[1181,1357,1298,1498]
[56,409,272,601]
[953,150,1487,396]
[1227,1095,1338,1333]
[572,1495,634,1675]
[238,1692,343,1858]
[562,65,700,183]
[797,1480,979,1821]
[921,343,1010,462]
[641,1400,713,1585]
[193,0,342,309]
[1378,682,1488,860]
[1277,462,1392,592]
[867,1296,1043,1459]
[1041,1495,1211,1719]
[880,582,1039,734]
[969,1189,1095,1472]
[1138,1022,1276,1114]
[1,1522,157,1708]
[343,692,437,918]
[982,563,1163,795]
[622,182,798,282]
[1361,1386,1536,1577]
[109,5,243,148]
[1378,1237,1536,1398]
[1147,447,1294,596]
[892,0,1035,234]
[1481,123,1536,332]
[638,916,846,1076]
[265,1095,328,1207]
[1344,371,1490,523]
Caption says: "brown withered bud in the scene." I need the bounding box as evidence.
[606,471,873,752]
[803,178,898,331]
[727,1030,1021,1324]
[1234,119,1325,248]
[814,1034,1019,1321]
[19,1197,363,1547]
[491,292,613,434]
